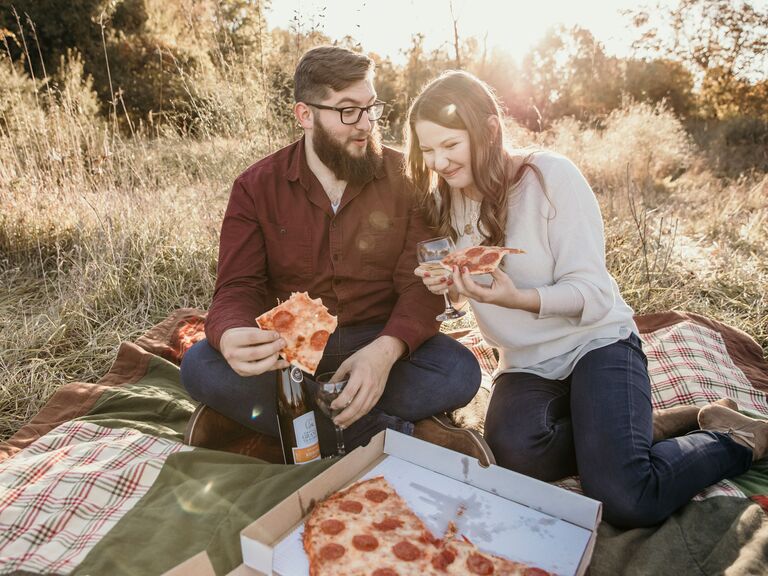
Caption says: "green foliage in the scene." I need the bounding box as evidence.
[0,0,108,78]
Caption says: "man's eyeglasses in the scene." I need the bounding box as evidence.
[305,100,386,125]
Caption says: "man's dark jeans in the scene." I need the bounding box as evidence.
[181,324,481,456]
[485,333,752,528]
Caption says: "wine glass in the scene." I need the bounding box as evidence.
[416,237,466,322]
[314,372,349,457]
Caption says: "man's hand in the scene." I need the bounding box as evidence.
[219,327,290,376]
[329,335,405,428]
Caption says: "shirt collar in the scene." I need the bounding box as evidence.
[286,136,311,189]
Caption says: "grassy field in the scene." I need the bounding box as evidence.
[1,80,766,443]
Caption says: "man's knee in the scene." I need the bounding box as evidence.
[430,334,482,402]
[180,339,222,402]
[450,343,482,402]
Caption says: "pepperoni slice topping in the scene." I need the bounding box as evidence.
[319,543,345,561]
[372,569,399,576]
[373,517,403,531]
[271,310,295,332]
[319,519,344,535]
[352,533,379,551]
[309,329,330,351]
[365,488,389,503]
[479,252,499,265]
[465,247,484,258]
[467,552,495,575]
[392,540,422,562]
[431,548,456,570]
[339,500,363,514]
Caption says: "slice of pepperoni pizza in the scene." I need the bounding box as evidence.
[256,291,338,375]
[441,245,525,275]
[303,476,438,576]
[429,535,553,575]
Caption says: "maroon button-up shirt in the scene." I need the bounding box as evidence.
[205,138,443,354]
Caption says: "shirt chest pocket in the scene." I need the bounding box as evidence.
[359,216,408,280]
[262,222,314,284]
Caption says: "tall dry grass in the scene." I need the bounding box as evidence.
[2,54,766,442]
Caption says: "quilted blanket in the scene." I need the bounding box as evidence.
[1,309,767,575]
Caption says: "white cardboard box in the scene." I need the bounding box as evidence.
[238,430,601,576]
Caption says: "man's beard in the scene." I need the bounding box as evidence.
[311,120,383,185]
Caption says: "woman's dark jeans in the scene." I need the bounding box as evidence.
[181,324,481,456]
[485,333,752,528]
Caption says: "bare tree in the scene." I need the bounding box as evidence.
[449,0,461,68]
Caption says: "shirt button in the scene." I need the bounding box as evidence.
[330,221,337,229]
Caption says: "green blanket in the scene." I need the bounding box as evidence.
[1,309,768,575]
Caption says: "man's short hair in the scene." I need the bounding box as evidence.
[294,46,374,104]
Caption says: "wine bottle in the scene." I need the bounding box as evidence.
[276,365,321,465]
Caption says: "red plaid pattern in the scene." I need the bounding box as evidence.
[642,322,768,417]
[0,421,189,574]
[456,330,498,391]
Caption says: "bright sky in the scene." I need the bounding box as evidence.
[264,0,646,65]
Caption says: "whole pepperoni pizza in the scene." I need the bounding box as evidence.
[441,246,525,275]
[256,291,338,375]
[303,476,552,576]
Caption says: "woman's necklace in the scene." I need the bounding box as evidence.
[459,194,481,240]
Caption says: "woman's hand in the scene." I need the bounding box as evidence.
[414,264,454,296]
[452,266,541,313]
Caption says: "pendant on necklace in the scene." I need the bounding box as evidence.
[464,222,473,235]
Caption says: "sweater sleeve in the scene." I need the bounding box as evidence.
[535,155,615,325]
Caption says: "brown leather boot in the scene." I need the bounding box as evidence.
[414,414,496,467]
[652,398,738,443]
[698,404,768,462]
[183,404,284,464]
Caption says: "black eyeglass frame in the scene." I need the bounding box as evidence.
[304,100,387,125]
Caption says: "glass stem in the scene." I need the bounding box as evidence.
[335,426,346,456]
[443,292,455,311]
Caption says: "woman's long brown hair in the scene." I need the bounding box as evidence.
[404,70,544,246]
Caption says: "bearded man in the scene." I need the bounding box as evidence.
[180,46,492,465]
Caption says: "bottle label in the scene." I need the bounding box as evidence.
[291,411,321,464]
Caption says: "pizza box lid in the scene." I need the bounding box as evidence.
[237,429,602,576]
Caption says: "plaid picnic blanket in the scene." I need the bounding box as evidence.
[1,309,767,575]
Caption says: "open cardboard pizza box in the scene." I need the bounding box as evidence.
[236,430,602,576]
